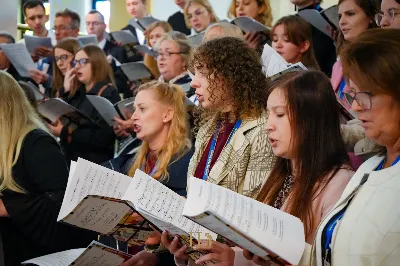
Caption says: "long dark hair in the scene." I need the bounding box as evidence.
[257,70,350,237]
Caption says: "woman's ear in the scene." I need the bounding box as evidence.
[258,4,266,15]
[163,107,174,123]
[300,40,311,54]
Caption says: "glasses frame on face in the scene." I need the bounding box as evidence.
[344,91,373,110]
[156,50,186,59]
[55,54,71,63]
[375,9,400,26]
[71,58,90,68]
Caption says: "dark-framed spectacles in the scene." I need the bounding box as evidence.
[343,91,373,110]
[55,54,71,63]
[156,51,186,59]
[71,58,90,67]
[375,9,400,26]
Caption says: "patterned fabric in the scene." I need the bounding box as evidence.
[187,114,276,199]
[273,175,295,209]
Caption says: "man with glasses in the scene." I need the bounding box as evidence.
[86,10,130,98]
[376,0,400,28]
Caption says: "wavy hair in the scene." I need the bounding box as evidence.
[0,71,48,193]
[128,81,191,181]
[228,0,273,27]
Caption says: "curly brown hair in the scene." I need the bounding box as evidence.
[191,37,269,122]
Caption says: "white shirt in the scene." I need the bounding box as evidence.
[98,38,107,50]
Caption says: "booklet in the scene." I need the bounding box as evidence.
[22,241,131,266]
[120,62,152,81]
[261,44,290,77]
[19,81,46,102]
[134,44,157,58]
[188,33,204,47]
[110,30,138,45]
[298,7,338,39]
[23,35,53,54]
[269,62,308,81]
[129,17,159,32]
[0,43,36,77]
[37,98,92,125]
[233,16,271,33]
[78,35,98,46]
[58,158,217,262]
[183,176,306,265]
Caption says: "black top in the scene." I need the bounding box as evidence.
[59,81,121,165]
[168,11,191,35]
[0,129,95,265]
[298,4,337,77]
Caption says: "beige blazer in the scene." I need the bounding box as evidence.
[307,155,400,266]
[187,114,275,199]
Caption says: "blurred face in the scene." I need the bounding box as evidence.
[86,13,106,40]
[339,0,371,42]
[25,5,48,35]
[126,0,147,19]
[132,89,173,143]
[0,37,10,70]
[157,40,186,81]
[235,0,264,19]
[203,26,224,41]
[149,26,166,48]
[272,24,308,64]
[190,67,232,111]
[175,0,188,9]
[266,88,293,159]
[187,3,212,33]
[379,0,400,29]
[73,50,92,85]
[350,79,400,148]
[54,16,79,41]
[54,48,74,75]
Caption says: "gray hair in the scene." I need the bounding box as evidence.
[55,9,81,29]
[88,10,105,23]
[156,31,192,66]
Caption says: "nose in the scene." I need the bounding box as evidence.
[238,3,244,10]
[380,16,390,28]
[190,77,200,89]
[265,114,275,133]
[351,97,363,113]
[132,109,139,120]
[275,39,283,48]
[339,15,347,27]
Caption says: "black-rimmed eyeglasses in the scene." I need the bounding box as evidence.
[343,91,373,110]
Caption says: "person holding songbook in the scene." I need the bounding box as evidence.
[48,45,120,165]
[184,0,219,35]
[377,0,400,28]
[271,15,320,70]
[332,0,379,110]
[49,38,81,97]
[0,71,94,266]
[228,0,273,49]
[144,21,173,79]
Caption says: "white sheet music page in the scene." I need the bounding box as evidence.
[57,158,132,221]
[183,176,305,265]
[261,44,289,77]
[22,248,85,266]
[122,169,217,239]
[0,43,36,77]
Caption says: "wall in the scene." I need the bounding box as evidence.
[49,0,92,33]
[0,0,18,38]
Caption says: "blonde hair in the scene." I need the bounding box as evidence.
[0,71,48,193]
[184,0,219,29]
[128,81,191,180]
[228,0,273,27]
[204,22,245,41]
[145,21,173,47]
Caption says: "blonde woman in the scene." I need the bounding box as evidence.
[184,0,219,34]
[120,81,194,266]
[144,21,173,79]
[0,71,94,265]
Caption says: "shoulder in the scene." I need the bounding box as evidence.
[22,128,57,149]
[168,11,181,20]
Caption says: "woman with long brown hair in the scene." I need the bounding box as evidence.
[47,45,120,165]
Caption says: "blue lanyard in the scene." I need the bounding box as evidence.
[376,154,400,171]
[202,120,242,180]
[37,59,45,71]
[338,78,346,100]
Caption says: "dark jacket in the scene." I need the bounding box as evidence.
[120,25,144,63]
[0,129,95,266]
[298,4,337,77]
[168,11,191,35]
[59,81,121,165]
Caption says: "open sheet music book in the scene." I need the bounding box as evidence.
[261,44,290,77]
[110,30,138,45]
[23,34,53,54]
[298,6,338,40]
[233,16,271,33]
[129,17,159,32]
[37,98,92,125]
[58,159,217,263]
[19,81,46,102]
[135,44,157,57]
[120,62,153,81]
[0,43,36,77]
[183,176,306,265]
[22,241,131,266]
[78,35,98,46]
[321,5,339,30]
[188,33,205,47]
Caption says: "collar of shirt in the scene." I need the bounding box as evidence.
[98,38,107,50]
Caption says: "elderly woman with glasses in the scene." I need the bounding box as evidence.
[377,0,400,28]
[47,44,121,165]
